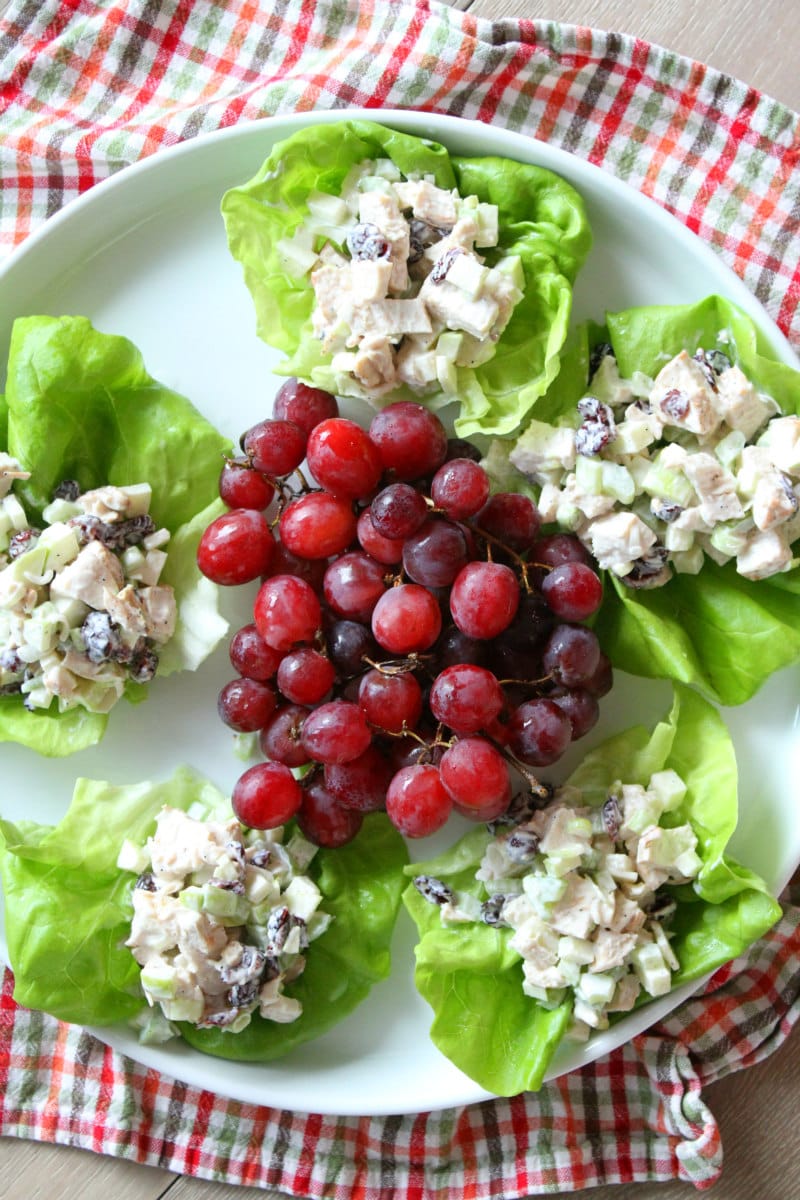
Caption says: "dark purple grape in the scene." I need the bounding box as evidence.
[403,519,468,589]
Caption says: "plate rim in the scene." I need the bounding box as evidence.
[0,107,797,1116]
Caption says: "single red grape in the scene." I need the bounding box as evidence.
[542,624,601,688]
[301,700,372,764]
[358,668,423,733]
[430,458,490,520]
[306,418,382,499]
[385,764,452,837]
[476,492,541,552]
[507,698,572,766]
[402,519,469,589]
[325,618,377,678]
[324,744,393,812]
[279,492,357,559]
[541,561,603,621]
[323,551,386,622]
[449,561,520,639]
[242,417,307,477]
[356,508,404,565]
[550,687,600,740]
[371,584,442,654]
[531,533,592,569]
[429,664,504,735]
[439,737,512,818]
[232,761,303,829]
[370,483,428,540]
[298,779,363,847]
[276,648,335,706]
[368,402,448,480]
[219,458,275,510]
[273,378,339,435]
[254,574,322,651]
[197,509,275,585]
[217,677,277,732]
[584,651,614,697]
[269,540,328,592]
[259,704,310,767]
[229,623,283,681]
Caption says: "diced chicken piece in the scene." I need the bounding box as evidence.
[39,658,80,702]
[522,959,569,991]
[501,894,537,930]
[589,928,639,973]
[260,994,303,1023]
[581,511,657,575]
[607,973,641,1013]
[310,263,352,351]
[716,365,776,438]
[358,190,410,292]
[426,213,482,254]
[539,805,593,858]
[682,452,744,524]
[350,258,393,303]
[509,423,577,478]
[561,474,616,520]
[752,474,798,531]
[508,917,560,968]
[610,891,648,934]
[420,275,499,339]
[128,889,184,957]
[104,584,148,637]
[349,298,432,341]
[343,335,398,396]
[50,540,125,610]
[149,808,241,882]
[139,585,177,644]
[444,252,488,297]
[650,351,722,437]
[317,243,349,269]
[736,528,793,580]
[78,483,152,521]
[671,505,712,533]
[60,647,126,683]
[393,179,458,227]
[758,415,800,475]
[548,875,606,939]
[174,906,230,960]
[395,339,438,389]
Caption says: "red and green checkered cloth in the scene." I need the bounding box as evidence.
[1,0,800,1194]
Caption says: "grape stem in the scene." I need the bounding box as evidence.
[363,654,427,676]
[471,523,534,592]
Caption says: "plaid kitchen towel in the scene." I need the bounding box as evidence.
[1,0,800,1195]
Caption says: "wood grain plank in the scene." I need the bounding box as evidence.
[465,0,798,110]
[0,1138,174,1200]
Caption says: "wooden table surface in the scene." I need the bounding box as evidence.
[1,2,798,1199]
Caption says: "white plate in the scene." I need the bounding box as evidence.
[1,110,799,1117]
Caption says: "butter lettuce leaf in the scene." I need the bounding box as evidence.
[221,118,591,438]
[491,296,800,705]
[403,685,781,1095]
[1,316,230,754]
[0,768,409,1055]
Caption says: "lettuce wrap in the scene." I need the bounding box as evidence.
[0,767,409,1061]
[487,296,800,705]
[221,119,591,438]
[403,684,781,1095]
[0,315,230,755]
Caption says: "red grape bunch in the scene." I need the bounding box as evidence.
[198,379,613,847]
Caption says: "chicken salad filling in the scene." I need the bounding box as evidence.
[508,346,800,584]
[119,806,330,1042]
[279,157,524,401]
[0,458,176,714]
[413,767,701,1039]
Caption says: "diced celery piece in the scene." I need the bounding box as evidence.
[140,964,178,1001]
[576,972,616,1007]
[558,935,595,965]
[179,885,205,912]
[523,874,567,907]
[436,331,464,363]
[373,157,402,180]
[436,354,458,394]
[631,942,671,996]
[200,882,248,921]
[244,867,277,906]
[574,454,605,495]
[612,420,654,455]
[600,461,636,503]
[648,769,687,812]
[306,190,349,224]
[42,497,81,524]
[283,875,322,921]
[663,524,694,552]
[232,731,258,762]
[3,494,27,531]
[715,428,746,469]
[475,203,500,247]
[710,523,749,557]
[275,229,319,275]
[285,829,318,871]
[117,838,151,874]
[161,994,204,1023]
[641,459,696,507]
[306,911,333,941]
[672,545,704,574]
[555,501,583,532]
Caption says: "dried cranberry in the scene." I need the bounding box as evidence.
[430,246,463,283]
[602,795,622,841]
[8,528,40,559]
[652,500,683,523]
[52,479,81,502]
[412,875,454,906]
[588,342,613,381]
[129,644,159,683]
[346,222,391,262]
[575,396,616,456]
[660,389,689,421]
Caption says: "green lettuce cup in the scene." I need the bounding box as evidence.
[403,684,781,1095]
[0,766,409,1060]
[221,117,591,438]
[488,295,800,705]
[0,315,230,755]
